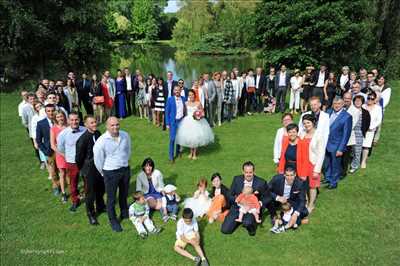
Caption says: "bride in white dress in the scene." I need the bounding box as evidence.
[176,89,214,160]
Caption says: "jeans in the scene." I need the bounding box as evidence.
[166,203,179,215]
[103,167,130,224]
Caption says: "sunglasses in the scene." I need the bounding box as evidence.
[367,97,375,100]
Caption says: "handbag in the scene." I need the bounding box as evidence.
[247,86,256,94]
[93,96,104,104]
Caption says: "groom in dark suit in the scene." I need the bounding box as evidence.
[165,86,186,162]
[221,161,269,236]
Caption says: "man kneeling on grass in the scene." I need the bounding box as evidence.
[174,208,209,266]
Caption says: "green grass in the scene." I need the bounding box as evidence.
[1,82,400,265]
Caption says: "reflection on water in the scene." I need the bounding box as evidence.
[111,43,262,84]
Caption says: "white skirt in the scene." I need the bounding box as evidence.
[362,130,375,148]
[184,197,211,218]
[176,116,214,148]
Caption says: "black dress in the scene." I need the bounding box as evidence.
[302,74,313,101]
[325,80,337,108]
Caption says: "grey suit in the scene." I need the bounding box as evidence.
[274,71,291,113]
[206,80,217,126]
[215,80,224,124]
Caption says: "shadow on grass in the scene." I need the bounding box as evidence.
[197,135,221,156]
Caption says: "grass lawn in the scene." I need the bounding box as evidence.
[1,82,399,265]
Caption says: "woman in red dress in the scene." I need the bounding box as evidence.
[101,75,113,120]
[50,110,68,203]
[297,114,325,214]
[278,123,301,175]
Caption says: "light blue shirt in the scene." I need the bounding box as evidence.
[57,126,87,163]
[329,109,343,126]
[93,130,131,175]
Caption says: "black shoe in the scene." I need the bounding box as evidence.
[248,230,256,236]
[327,184,337,190]
[119,213,129,221]
[69,203,78,213]
[96,207,106,216]
[321,179,329,184]
[88,215,99,225]
[111,222,123,232]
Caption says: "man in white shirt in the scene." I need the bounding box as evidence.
[299,96,330,150]
[312,64,328,102]
[255,67,266,113]
[93,116,132,232]
[18,90,28,118]
[274,65,290,113]
[124,68,136,116]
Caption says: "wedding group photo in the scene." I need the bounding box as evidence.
[1,0,399,265]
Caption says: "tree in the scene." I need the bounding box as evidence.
[131,0,167,40]
[255,0,376,69]
[1,0,111,79]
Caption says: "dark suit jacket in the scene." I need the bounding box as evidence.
[75,130,101,176]
[268,174,306,214]
[77,79,91,102]
[275,71,291,90]
[124,75,135,93]
[313,71,329,87]
[164,80,178,98]
[229,175,268,207]
[326,108,352,153]
[210,184,231,210]
[36,118,53,156]
[360,107,371,138]
[254,74,266,95]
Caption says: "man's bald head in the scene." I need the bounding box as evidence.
[106,116,120,137]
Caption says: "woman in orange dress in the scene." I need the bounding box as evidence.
[50,110,68,203]
[297,114,325,214]
[207,173,230,224]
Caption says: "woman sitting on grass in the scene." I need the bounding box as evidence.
[207,173,230,224]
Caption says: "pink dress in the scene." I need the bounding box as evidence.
[51,125,67,169]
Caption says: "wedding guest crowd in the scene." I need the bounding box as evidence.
[17,63,391,265]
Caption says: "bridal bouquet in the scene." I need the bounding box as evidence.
[193,110,205,121]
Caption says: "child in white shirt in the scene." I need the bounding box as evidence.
[174,208,209,266]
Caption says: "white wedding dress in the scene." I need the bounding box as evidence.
[175,104,214,148]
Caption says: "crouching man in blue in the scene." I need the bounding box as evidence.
[221,161,269,236]
[266,167,308,233]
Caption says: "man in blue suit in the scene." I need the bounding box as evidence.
[165,86,186,162]
[36,104,59,195]
[324,97,352,189]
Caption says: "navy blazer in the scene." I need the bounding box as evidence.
[36,118,53,156]
[254,74,266,95]
[313,71,329,87]
[326,108,352,153]
[229,175,268,207]
[268,174,306,214]
[164,80,179,98]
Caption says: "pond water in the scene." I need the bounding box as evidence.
[109,43,263,84]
